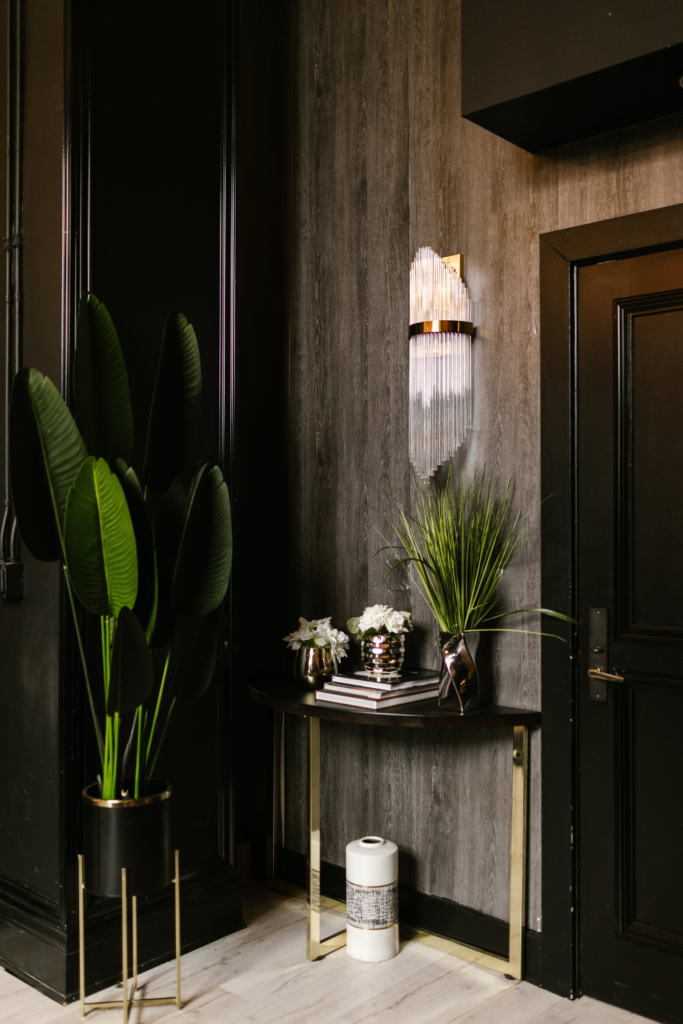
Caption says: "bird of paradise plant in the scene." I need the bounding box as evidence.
[9,294,232,799]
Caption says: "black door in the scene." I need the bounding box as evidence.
[578,247,683,1021]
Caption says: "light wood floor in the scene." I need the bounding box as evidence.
[0,884,658,1024]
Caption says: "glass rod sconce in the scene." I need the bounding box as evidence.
[409,247,474,480]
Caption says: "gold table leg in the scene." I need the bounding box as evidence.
[77,851,183,1018]
[401,724,529,979]
[507,724,528,979]
[306,717,346,960]
[267,714,529,978]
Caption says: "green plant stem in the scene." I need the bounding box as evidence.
[147,698,176,784]
[112,713,120,793]
[135,705,143,798]
[103,714,113,796]
[64,567,104,767]
[145,649,171,767]
[101,615,109,702]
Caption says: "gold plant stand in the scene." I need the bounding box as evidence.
[78,850,182,1022]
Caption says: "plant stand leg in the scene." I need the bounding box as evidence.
[79,855,86,1019]
[174,849,182,1010]
[122,869,128,1024]
[131,896,138,1001]
[77,853,181,1018]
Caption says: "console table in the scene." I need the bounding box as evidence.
[248,674,541,980]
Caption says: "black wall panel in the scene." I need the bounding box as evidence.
[89,1,225,868]
[0,0,241,1002]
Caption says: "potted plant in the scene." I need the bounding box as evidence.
[9,294,232,896]
[385,473,572,713]
[283,616,349,687]
[346,605,413,677]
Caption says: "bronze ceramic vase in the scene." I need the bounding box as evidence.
[295,646,334,688]
[438,631,479,713]
[360,634,405,677]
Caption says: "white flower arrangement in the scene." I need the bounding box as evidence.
[347,604,413,637]
[283,616,350,663]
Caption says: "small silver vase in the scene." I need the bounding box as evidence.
[295,646,334,689]
[438,631,479,713]
[360,634,405,677]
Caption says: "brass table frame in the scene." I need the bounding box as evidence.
[78,850,182,1022]
[269,714,529,978]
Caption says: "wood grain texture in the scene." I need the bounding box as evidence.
[284,0,683,932]
[6,884,651,1024]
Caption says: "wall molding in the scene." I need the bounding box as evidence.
[0,859,242,1004]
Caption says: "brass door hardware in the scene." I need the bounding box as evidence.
[587,608,623,701]
[587,668,624,683]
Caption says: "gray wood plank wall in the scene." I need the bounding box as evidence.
[282,0,683,930]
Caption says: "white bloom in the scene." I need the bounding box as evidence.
[358,604,391,633]
[314,620,350,659]
[283,616,318,650]
[353,605,413,636]
[386,609,411,633]
[284,616,349,663]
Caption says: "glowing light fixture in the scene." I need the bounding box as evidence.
[409,248,474,479]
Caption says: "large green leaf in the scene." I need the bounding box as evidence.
[150,466,196,647]
[64,456,138,617]
[172,464,232,616]
[9,368,88,561]
[110,458,156,635]
[144,311,202,494]
[168,610,219,703]
[73,293,134,462]
[108,607,154,716]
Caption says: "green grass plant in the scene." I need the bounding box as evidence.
[385,471,573,638]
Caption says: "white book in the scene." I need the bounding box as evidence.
[315,687,439,710]
[330,670,440,691]
[322,681,439,700]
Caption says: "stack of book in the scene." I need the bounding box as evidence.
[315,669,440,709]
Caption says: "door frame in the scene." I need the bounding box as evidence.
[539,202,683,998]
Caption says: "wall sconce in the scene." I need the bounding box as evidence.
[409,248,474,479]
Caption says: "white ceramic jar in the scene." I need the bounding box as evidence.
[345,836,399,961]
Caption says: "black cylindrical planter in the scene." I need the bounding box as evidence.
[82,781,173,897]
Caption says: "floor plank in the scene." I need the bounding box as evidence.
[0,886,665,1024]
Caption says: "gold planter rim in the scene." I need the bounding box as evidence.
[82,781,172,809]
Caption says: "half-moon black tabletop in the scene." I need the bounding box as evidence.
[248,674,541,729]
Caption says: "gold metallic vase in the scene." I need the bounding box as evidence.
[295,646,334,689]
[360,634,405,677]
[438,631,479,713]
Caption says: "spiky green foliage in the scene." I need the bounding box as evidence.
[386,472,573,637]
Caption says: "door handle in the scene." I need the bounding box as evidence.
[587,668,624,684]
[587,666,624,703]
[587,609,624,702]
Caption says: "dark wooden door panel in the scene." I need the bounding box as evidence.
[618,679,683,949]
[577,246,683,1021]
[617,296,683,636]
